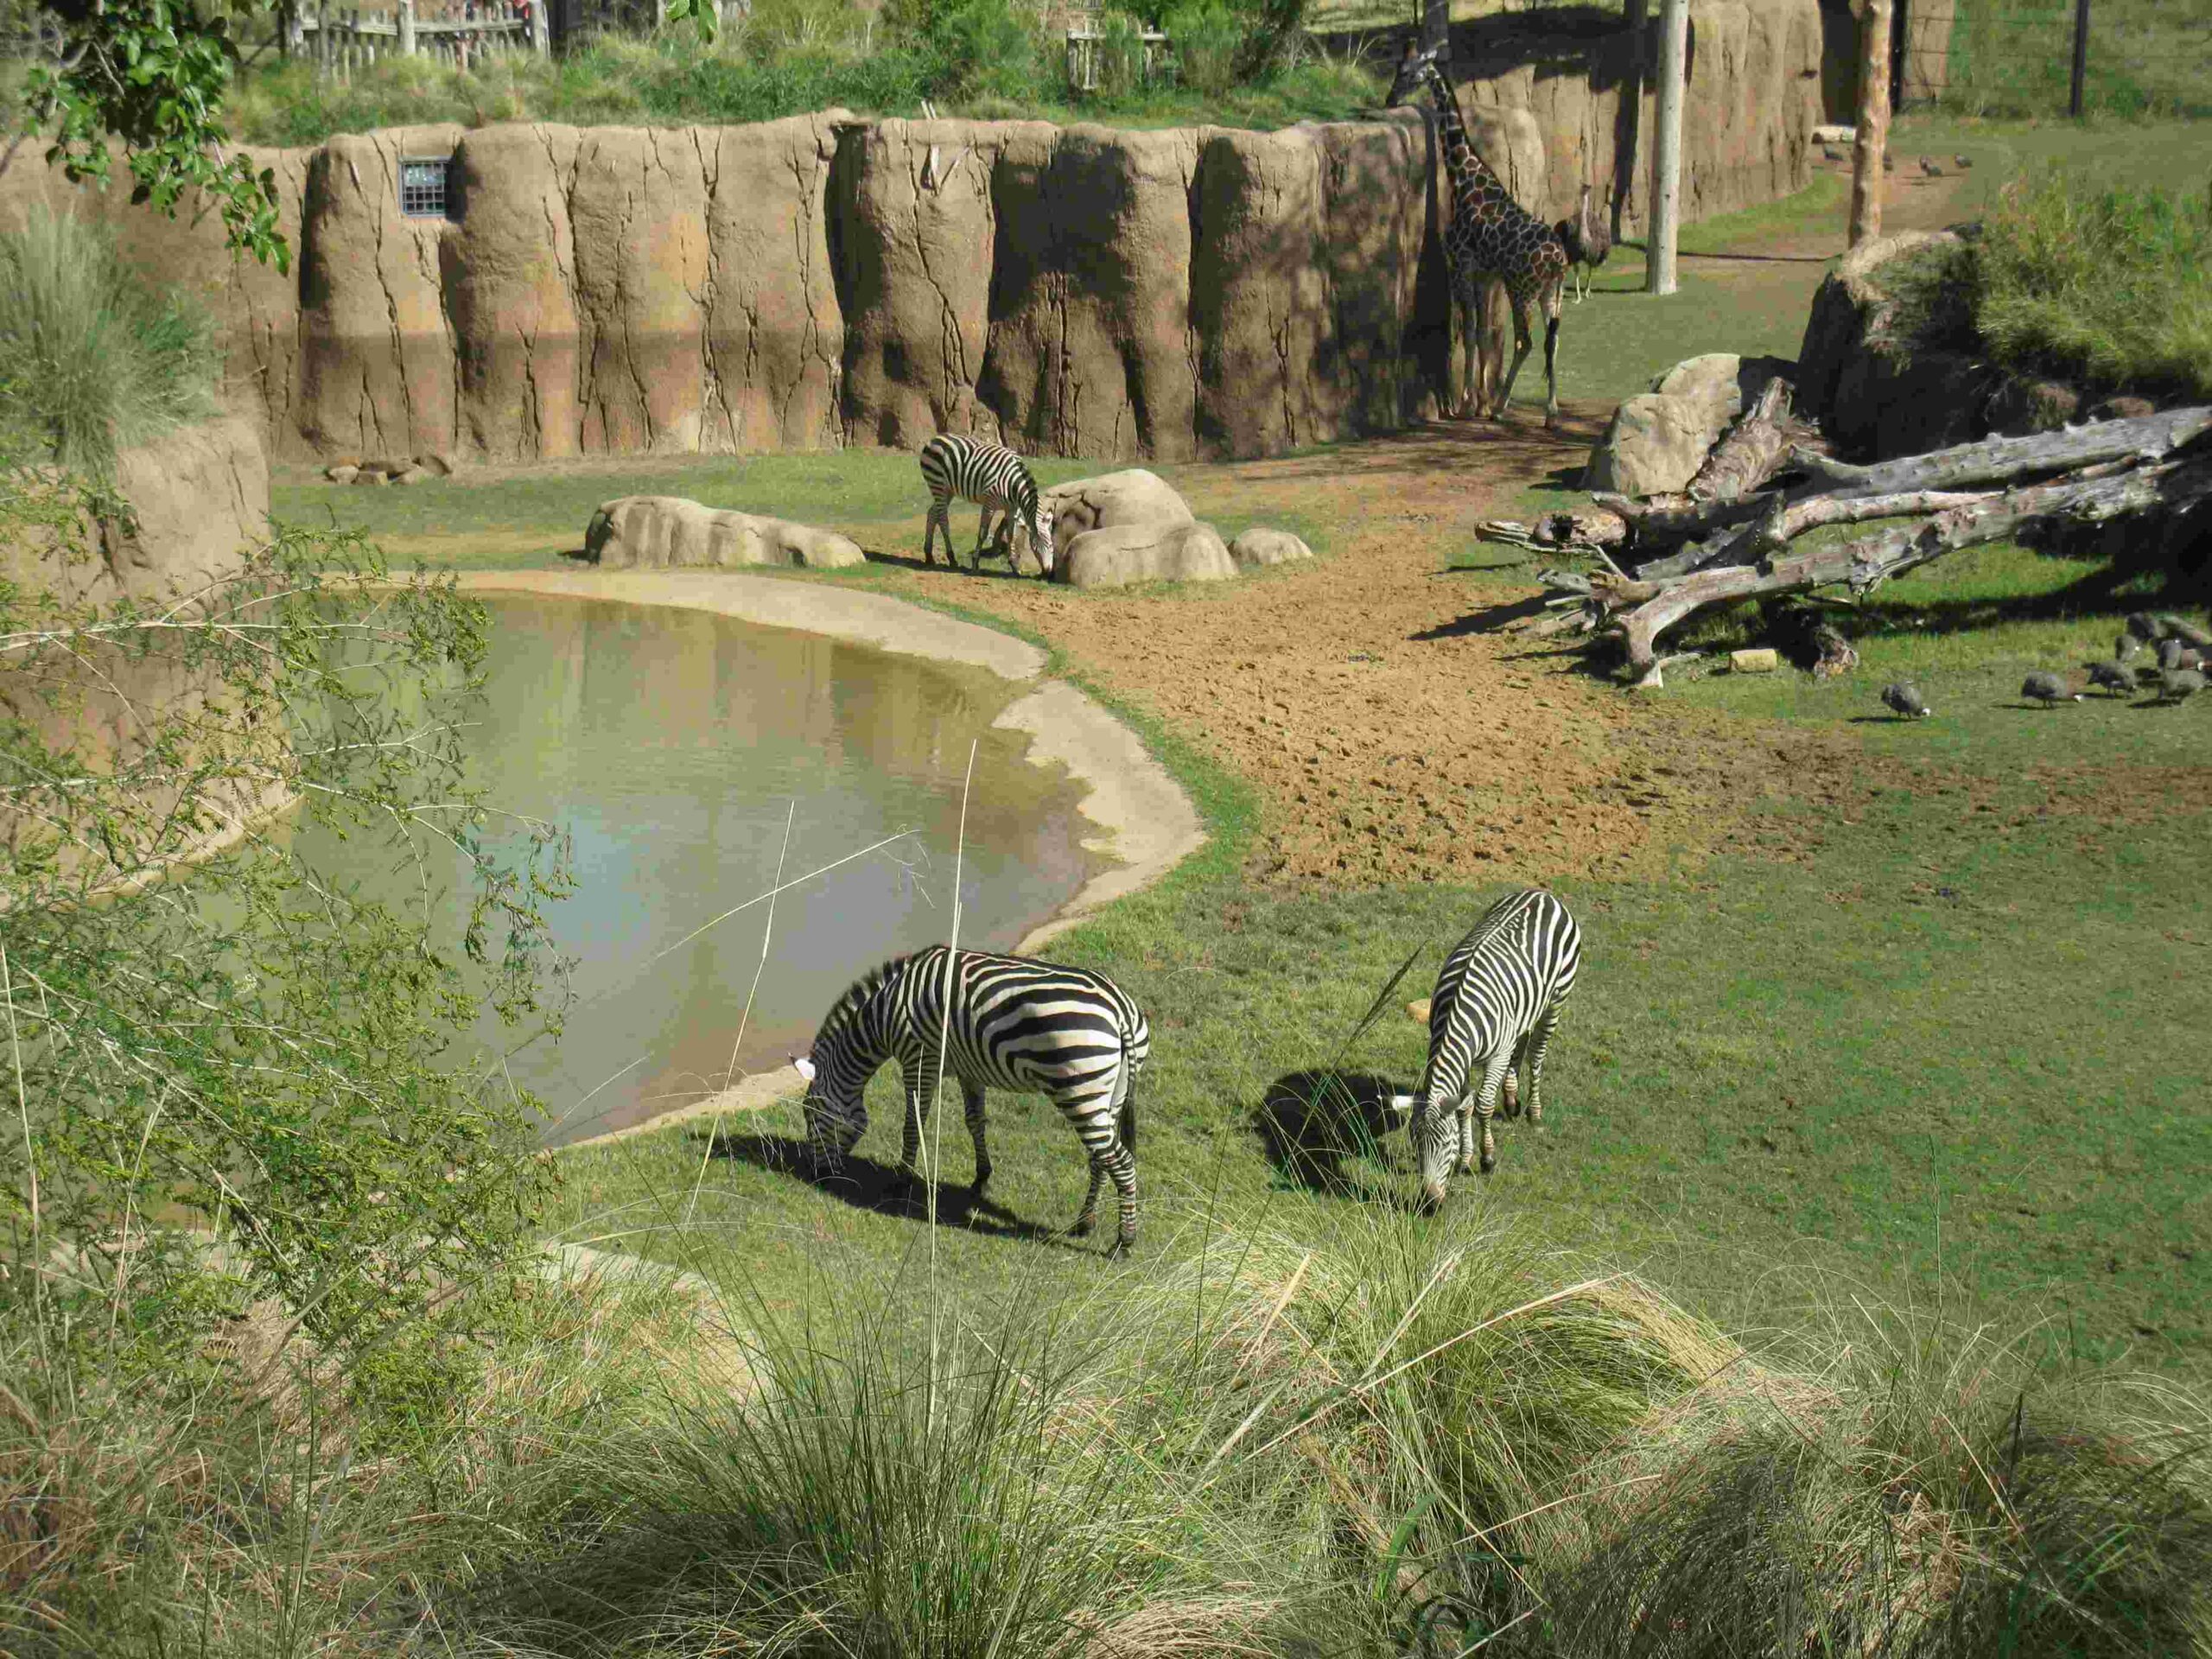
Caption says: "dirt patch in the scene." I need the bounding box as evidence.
[861,408,1875,889]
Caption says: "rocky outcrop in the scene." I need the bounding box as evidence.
[1043,468,1195,558]
[0,0,1821,467]
[1582,353,1790,494]
[580,497,868,569]
[1795,229,1997,460]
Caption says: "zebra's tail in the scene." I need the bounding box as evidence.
[1120,1094,1137,1154]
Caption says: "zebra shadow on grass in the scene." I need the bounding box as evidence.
[1253,1069,1421,1210]
[702,1128,1070,1248]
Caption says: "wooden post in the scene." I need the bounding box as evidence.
[397,0,416,54]
[529,0,549,55]
[1849,0,1893,248]
[2069,0,2090,118]
[1646,0,1688,296]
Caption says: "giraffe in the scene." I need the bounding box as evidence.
[1389,39,1567,427]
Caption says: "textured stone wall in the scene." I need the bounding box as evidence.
[0,0,1821,464]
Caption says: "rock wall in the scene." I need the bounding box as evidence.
[0,0,1821,465]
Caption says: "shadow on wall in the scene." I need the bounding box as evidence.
[0,1,1824,468]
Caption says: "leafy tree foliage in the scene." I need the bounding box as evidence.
[0,455,574,1374]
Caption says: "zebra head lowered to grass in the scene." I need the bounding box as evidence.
[918,435,1057,577]
[791,944,1149,1255]
[1393,888,1580,1212]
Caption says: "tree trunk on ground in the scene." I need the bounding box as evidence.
[1687,376,1796,505]
[1611,455,2212,668]
[1850,0,1893,248]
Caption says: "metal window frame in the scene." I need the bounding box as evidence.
[398,156,454,219]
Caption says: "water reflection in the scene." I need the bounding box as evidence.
[293,594,1096,1144]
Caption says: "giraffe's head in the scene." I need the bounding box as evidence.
[1387,39,1446,108]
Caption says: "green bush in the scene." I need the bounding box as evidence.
[1165,0,1252,94]
[1974,171,2212,401]
[0,208,216,474]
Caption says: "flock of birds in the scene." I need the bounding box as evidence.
[1879,613,2210,719]
[1820,145,1972,179]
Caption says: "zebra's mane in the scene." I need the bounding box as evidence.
[1459,888,1541,957]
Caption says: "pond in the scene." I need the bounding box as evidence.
[295,593,1099,1145]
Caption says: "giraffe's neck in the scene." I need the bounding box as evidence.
[1423,65,1514,225]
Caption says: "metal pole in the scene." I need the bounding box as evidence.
[1646,0,1687,296]
[2069,0,2090,118]
[1849,0,1892,248]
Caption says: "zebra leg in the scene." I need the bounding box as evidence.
[1472,1050,1511,1175]
[972,505,998,568]
[897,1060,941,1205]
[1066,1082,1123,1242]
[1501,1053,1523,1121]
[1455,1089,1478,1174]
[1521,1001,1564,1127]
[963,1076,992,1194]
[923,503,947,567]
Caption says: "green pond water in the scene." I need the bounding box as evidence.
[294,594,1098,1145]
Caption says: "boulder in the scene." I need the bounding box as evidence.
[418,451,458,476]
[1042,469,1196,565]
[1586,352,1799,495]
[581,496,867,570]
[1985,376,2081,437]
[392,466,429,486]
[1230,527,1314,569]
[325,463,359,484]
[1058,521,1236,588]
[353,469,391,486]
[2089,395,2156,423]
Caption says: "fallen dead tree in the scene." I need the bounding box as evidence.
[1529,405,2212,673]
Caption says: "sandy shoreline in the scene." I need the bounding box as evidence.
[454,569,1206,1151]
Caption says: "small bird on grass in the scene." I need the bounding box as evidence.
[1822,143,1844,162]
[1881,681,1933,720]
[1883,152,1897,174]
[1921,156,1944,177]
[1954,154,1974,169]
[2116,632,2144,664]
[2157,637,2190,670]
[2158,667,2206,703]
[2126,611,2165,645]
[2087,661,2135,696]
[2022,671,2081,706]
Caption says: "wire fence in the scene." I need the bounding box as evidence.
[1901,0,2212,120]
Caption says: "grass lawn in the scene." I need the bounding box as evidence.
[283,125,2212,1376]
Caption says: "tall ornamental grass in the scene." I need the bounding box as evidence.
[0,207,217,474]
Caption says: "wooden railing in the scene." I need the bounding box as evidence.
[291,0,548,72]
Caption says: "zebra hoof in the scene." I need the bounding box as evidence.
[1105,1236,1135,1261]
[1068,1214,1096,1239]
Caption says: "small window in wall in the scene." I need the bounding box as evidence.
[399,158,453,219]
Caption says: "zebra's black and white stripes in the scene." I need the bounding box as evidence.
[918,435,1057,576]
[1400,888,1580,1209]
[793,945,1148,1253]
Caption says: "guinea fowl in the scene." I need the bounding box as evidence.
[2087,661,2135,696]
[1881,682,1933,719]
[1954,154,1974,169]
[1920,156,1944,177]
[2160,667,2207,703]
[1552,182,1611,304]
[2022,671,2081,707]
[2116,632,2144,664]
[2158,637,2188,670]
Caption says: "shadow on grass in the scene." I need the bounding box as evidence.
[704,1127,1077,1249]
[1253,1069,1413,1206]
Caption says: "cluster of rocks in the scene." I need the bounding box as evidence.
[1042,470,1312,588]
[574,467,1312,588]
[578,498,867,570]
[325,453,458,486]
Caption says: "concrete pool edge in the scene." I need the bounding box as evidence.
[451,570,1206,1152]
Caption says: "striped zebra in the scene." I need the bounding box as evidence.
[918,435,1057,576]
[1394,888,1580,1211]
[791,944,1147,1254]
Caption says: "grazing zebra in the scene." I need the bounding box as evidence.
[918,435,1057,576]
[1394,888,1580,1211]
[791,944,1147,1254]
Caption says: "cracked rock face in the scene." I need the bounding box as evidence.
[0,0,1824,466]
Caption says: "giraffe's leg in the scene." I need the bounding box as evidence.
[963,1076,992,1194]
[1521,999,1565,1126]
[1457,292,1478,421]
[1473,1049,1512,1175]
[1541,280,1563,429]
[1494,293,1535,422]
